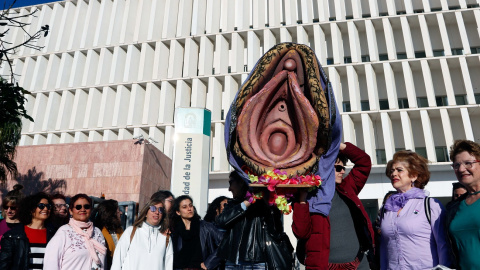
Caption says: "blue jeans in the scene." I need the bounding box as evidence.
[224,262,267,270]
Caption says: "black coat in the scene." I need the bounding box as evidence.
[172,219,224,270]
[216,198,283,264]
[0,224,55,270]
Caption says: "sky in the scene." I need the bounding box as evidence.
[5,0,59,8]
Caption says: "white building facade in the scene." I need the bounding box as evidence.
[3,0,480,212]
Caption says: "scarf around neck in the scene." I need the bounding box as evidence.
[69,218,107,266]
[384,187,428,212]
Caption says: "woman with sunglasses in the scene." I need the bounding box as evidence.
[111,198,172,270]
[170,195,223,270]
[446,140,480,269]
[44,193,107,270]
[0,184,24,250]
[0,192,55,270]
[379,150,452,269]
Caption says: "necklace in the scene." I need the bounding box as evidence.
[469,190,480,195]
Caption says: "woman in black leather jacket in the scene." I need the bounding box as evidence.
[0,192,55,270]
[170,195,224,270]
[216,171,285,269]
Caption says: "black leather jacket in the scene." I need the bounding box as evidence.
[216,198,283,264]
[172,219,224,270]
[0,224,55,270]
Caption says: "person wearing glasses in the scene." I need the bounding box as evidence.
[151,190,175,212]
[379,150,452,269]
[0,184,24,250]
[49,193,69,230]
[170,195,223,270]
[446,140,480,269]
[111,198,172,270]
[92,199,124,269]
[293,142,374,269]
[44,193,106,270]
[0,192,55,270]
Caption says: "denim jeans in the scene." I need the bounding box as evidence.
[224,262,267,270]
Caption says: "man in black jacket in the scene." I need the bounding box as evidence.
[216,171,284,269]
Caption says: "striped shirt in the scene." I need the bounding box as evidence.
[24,225,47,270]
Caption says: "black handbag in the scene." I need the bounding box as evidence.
[263,211,294,270]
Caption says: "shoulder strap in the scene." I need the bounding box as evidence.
[424,197,431,225]
[130,226,137,244]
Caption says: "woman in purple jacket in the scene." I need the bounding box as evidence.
[380,150,452,269]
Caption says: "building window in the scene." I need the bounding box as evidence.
[344,57,352,64]
[414,9,424,13]
[343,101,351,112]
[455,95,466,105]
[415,51,426,58]
[436,96,448,107]
[379,12,388,17]
[398,98,409,109]
[417,97,429,108]
[397,11,407,15]
[228,66,231,73]
[379,99,389,110]
[475,94,480,104]
[433,50,445,57]
[431,7,442,12]
[468,4,480,8]
[244,65,248,72]
[436,146,449,162]
[297,20,303,24]
[326,58,334,65]
[329,17,336,21]
[416,147,427,159]
[376,149,387,164]
[449,5,461,10]
[362,14,371,18]
[221,109,224,120]
[211,157,214,171]
[361,55,370,62]
[471,47,479,54]
[379,54,388,61]
[361,101,370,111]
[397,53,407,59]
[346,15,353,20]
[451,48,464,55]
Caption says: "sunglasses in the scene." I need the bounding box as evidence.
[37,203,52,210]
[2,205,17,210]
[55,204,69,209]
[335,165,346,172]
[149,205,165,214]
[74,204,92,210]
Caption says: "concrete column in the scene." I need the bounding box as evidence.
[79,0,100,48]
[127,84,146,126]
[361,113,377,164]
[436,13,452,56]
[420,60,436,107]
[183,38,199,77]
[420,110,436,162]
[214,34,229,74]
[44,3,64,52]
[29,93,47,132]
[118,129,133,140]
[106,0,126,45]
[317,0,329,22]
[109,46,127,83]
[300,0,314,23]
[352,0,362,19]
[60,133,74,144]
[268,0,281,27]
[235,0,250,30]
[83,88,102,129]
[369,0,379,17]
[205,0,220,33]
[68,51,87,88]
[191,0,206,36]
[280,28,292,42]
[223,76,238,117]
[402,62,417,108]
[98,87,116,128]
[455,11,471,55]
[46,133,60,144]
[418,15,433,58]
[158,82,176,124]
[93,0,113,47]
[67,0,88,50]
[95,48,113,85]
[88,131,103,142]
[74,132,88,143]
[460,108,474,141]
[163,126,175,158]
[33,134,47,146]
[386,0,396,16]
[400,111,415,150]
[335,1,346,20]
[138,43,155,81]
[404,0,414,14]
[153,42,170,80]
[191,79,207,107]
[313,25,327,65]
[176,0,193,38]
[400,17,415,59]
[149,127,165,152]
[162,0,180,38]
[199,36,214,76]
[30,55,48,91]
[112,86,131,127]
[56,90,75,130]
[342,114,356,144]
[422,0,431,12]
[383,63,398,110]
[459,57,476,105]
[231,33,245,73]
[42,92,61,131]
[348,22,361,63]
[297,26,309,46]
[247,31,260,71]
[168,40,185,78]
[220,0,236,31]
[381,112,395,161]
[284,0,297,25]
[331,23,344,64]
[365,20,379,62]
[69,89,88,130]
[329,67,343,111]
[142,83,161,125]
[206,77,222,121]
[175,80,192,108]
[102,130,118,142]
[123,44,141,82]
[439,109,454,150]
[213,122,228,171]
[147,0,166,40]
[347,66,361,112]
[439,59,456,106]
[82,50,100,87]
[365,64,379,111]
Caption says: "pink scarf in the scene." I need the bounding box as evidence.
[69,218,107,266]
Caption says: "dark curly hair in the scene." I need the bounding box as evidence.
[169,195,200,232]
[449,139,480,162]
[204,196,228,223]
[385,150,430,189]
[93,200,122,233]
[18,192,53,225]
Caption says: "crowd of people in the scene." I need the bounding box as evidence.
[0,139,479,269]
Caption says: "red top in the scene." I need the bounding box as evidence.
[24,225,47,244]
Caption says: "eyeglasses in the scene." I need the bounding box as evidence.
[37,203,52,210]
[335,165,346,172]
[2,205,16,210]
[54,204,68,209]
[149,205,165,214]
[74,204,91,210]
[451,160,480,170]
